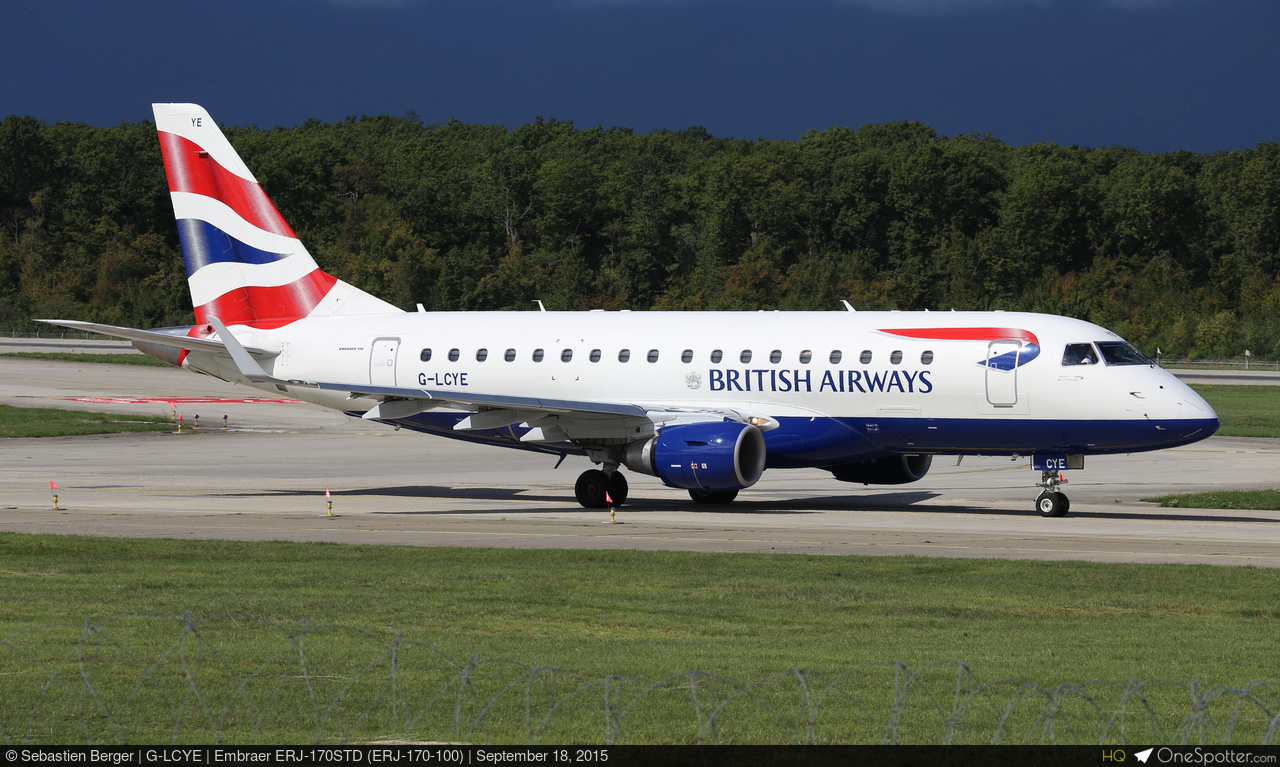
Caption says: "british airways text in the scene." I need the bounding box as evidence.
[709,369,933,394]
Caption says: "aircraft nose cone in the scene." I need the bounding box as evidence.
[1177,390,1214,417]
[1185,395,1220,434]
[1136,376,1219,447]
[1166,389,1219,441]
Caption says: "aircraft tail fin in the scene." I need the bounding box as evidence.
[152,103,401,329]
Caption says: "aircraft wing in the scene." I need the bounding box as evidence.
[35,319,277,358]
[316,380,763,442]
[318,379,650,418]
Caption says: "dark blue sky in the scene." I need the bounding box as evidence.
[5,0,1277,153]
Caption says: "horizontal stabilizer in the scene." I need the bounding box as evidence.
[36,319,276,358]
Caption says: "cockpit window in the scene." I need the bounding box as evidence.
[1096,341,1152,366]
[1062,343,1099,366]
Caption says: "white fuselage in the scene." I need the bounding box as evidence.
[184,309,1218,470]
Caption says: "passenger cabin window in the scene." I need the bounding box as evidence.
[829,350,842,364]
[921,350,934,365]
[890,350,903,365]
[1062,343,1099,366]
[711,349,723,363]
[504,348,516,362]
[619,349,631,363]
[647,349,660,363]
[476,348,488,362]
[799,350,812,364]
[770,350,782,363]
[448,348,460,362]
[681,349,693,363]
[590,349,601,362]
[532,348,545,362]
[740,350,753,364]
[1096,341,1150,366]
[561,349,573,362]
[420,349,432,362]
[860,350,873,364]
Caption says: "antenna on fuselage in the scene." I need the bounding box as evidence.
[533,300,546,312]
[840,300,855,312]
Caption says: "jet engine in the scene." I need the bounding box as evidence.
[623,421,766,491]
[828,454,932,485]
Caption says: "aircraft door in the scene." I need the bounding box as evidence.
[370,338,400,386]
[985,340,1020,407]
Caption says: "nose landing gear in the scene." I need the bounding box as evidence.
[1035,471,1070,517]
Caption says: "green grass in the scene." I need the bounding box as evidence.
[1189,384,1280,438]
[1,351,168,366]
[1143,489,1280,510]
[1164,362,1280,371]
[0,403,172,437]
[0,536,1277,744]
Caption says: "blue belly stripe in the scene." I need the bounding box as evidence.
[367,411,1218,469]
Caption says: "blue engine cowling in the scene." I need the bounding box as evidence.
[624,421,767,491]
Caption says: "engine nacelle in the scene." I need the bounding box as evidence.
[623,421,766,491]
[829,454,932,485]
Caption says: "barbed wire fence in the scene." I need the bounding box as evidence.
[1,612,1276,745]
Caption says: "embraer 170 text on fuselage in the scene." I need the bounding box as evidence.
[41,104,1221,516]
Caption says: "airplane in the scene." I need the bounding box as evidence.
[39,103,1220,517]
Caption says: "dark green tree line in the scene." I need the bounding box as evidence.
[1,112,1277,357]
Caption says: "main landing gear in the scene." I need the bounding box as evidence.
[575,468,628,509]
[1035,471,1070,517]
[573,468,741,507]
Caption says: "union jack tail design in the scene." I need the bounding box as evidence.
[152,103,400,329]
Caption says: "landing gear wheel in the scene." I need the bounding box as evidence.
[689,488,739,505]
[1036,491,1068,517]
[575,469,609,508]
[1035,469,1071,517]
[607,472,629,506]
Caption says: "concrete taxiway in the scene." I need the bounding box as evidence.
[2,345,1279,567]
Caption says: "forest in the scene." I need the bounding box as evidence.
[1,112,1278,358]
